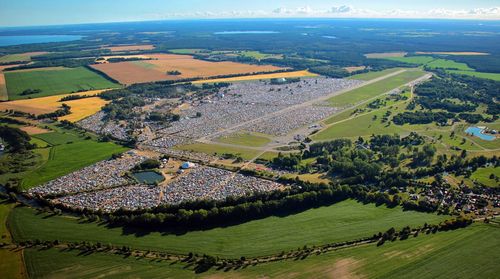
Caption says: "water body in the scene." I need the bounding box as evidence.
[465,127,495,141]
[214,31,279,35]
[0,35,82,46]
[131,171,164,184]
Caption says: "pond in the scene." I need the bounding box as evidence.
[131,171,164,184]
[465,127,495,141]
[0,35,83,46]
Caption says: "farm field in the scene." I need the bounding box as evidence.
[0,202,25,279]
[0,51,47,63]
[90,54,283,84]
[364,52,407,58]
[415,51,490,56]
[0,89,109,121]
[9,199,450,258]
[215,132,271,147]
[22,223,500,279]
[4,67,119,100]
[175,142,261,160]
[103,44,155,52]
[192,70,317,84]
[20,129,128,188]
[327,69,426,107]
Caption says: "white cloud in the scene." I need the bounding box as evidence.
[330,5,352,14]
[159,5,500,20]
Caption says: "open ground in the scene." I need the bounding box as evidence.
[4,67,119,100]
[0,89,109,122]
[9,199,449,258]
[90,54,284,84]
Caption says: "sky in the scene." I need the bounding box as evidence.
[0,0,499,27]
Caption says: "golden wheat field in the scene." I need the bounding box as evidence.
[104,44,155,52]
[0,89,109,122]
[191,70,318,84]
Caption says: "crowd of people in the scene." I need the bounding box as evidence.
[45,165,284,212]
[245,105,337,136]
[54,184,161,212]
[28,154,145,197]
[145,77,361,147]
[162,166,284,205]
[78,112,130,141]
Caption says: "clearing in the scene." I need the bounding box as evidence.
[103,44,155,52]
[215,132,271,147]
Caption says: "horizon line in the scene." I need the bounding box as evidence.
[1,16,499,29]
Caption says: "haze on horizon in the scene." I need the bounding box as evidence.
[0,0,499,27]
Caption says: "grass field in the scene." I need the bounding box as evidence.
[471,167,500,187]
[21,222,499,279]
[348,68,403,81]
[175,142,261,160]
[191,70,317,84]
[327,69,425,107]
[0,52,47,63]
[313,107,407,141]
[0,90,109,122]
[384,56,436,65]
[4,67,119,100]
[0,202,25,279]
[447,70,500,81]
[20,129,128,188]
[10,199,449,258]
[215,132,271,147]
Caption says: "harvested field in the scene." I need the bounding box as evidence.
[90,53,284,84]
[415,51,489,56]
[19,126,51,135]
[0,89,109,122]
[192,70,317,84]
[0,72,6,101]
[103,44,155,52]
[364,52,407,58]
[344,66,366,73]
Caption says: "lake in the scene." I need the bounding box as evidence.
[131,171,164,184]
[465,127,495,141]
[214,31,279,35]
[0,35,83,46]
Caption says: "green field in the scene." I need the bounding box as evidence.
[175,142,261,160]
[22,223,500,278]
[4,67,119,100]
[471,167,500,187]
[447,70,500,81]
[384,56,436,65]
[216,132,271,147]
[0,53,33,63]
[10,200,449,258]
[20,130,128,188]
[327,69,426,107]
[0,202,25,279]
[348,68,403,81]
[238,51,282,60]
[313,108,407,141]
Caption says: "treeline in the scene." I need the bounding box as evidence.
[393,111,455,125]
[37,104,71,119]
[48,179,443,229]
[4,58,96,71]
[59,94,95,102]
[0,126,35,152]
